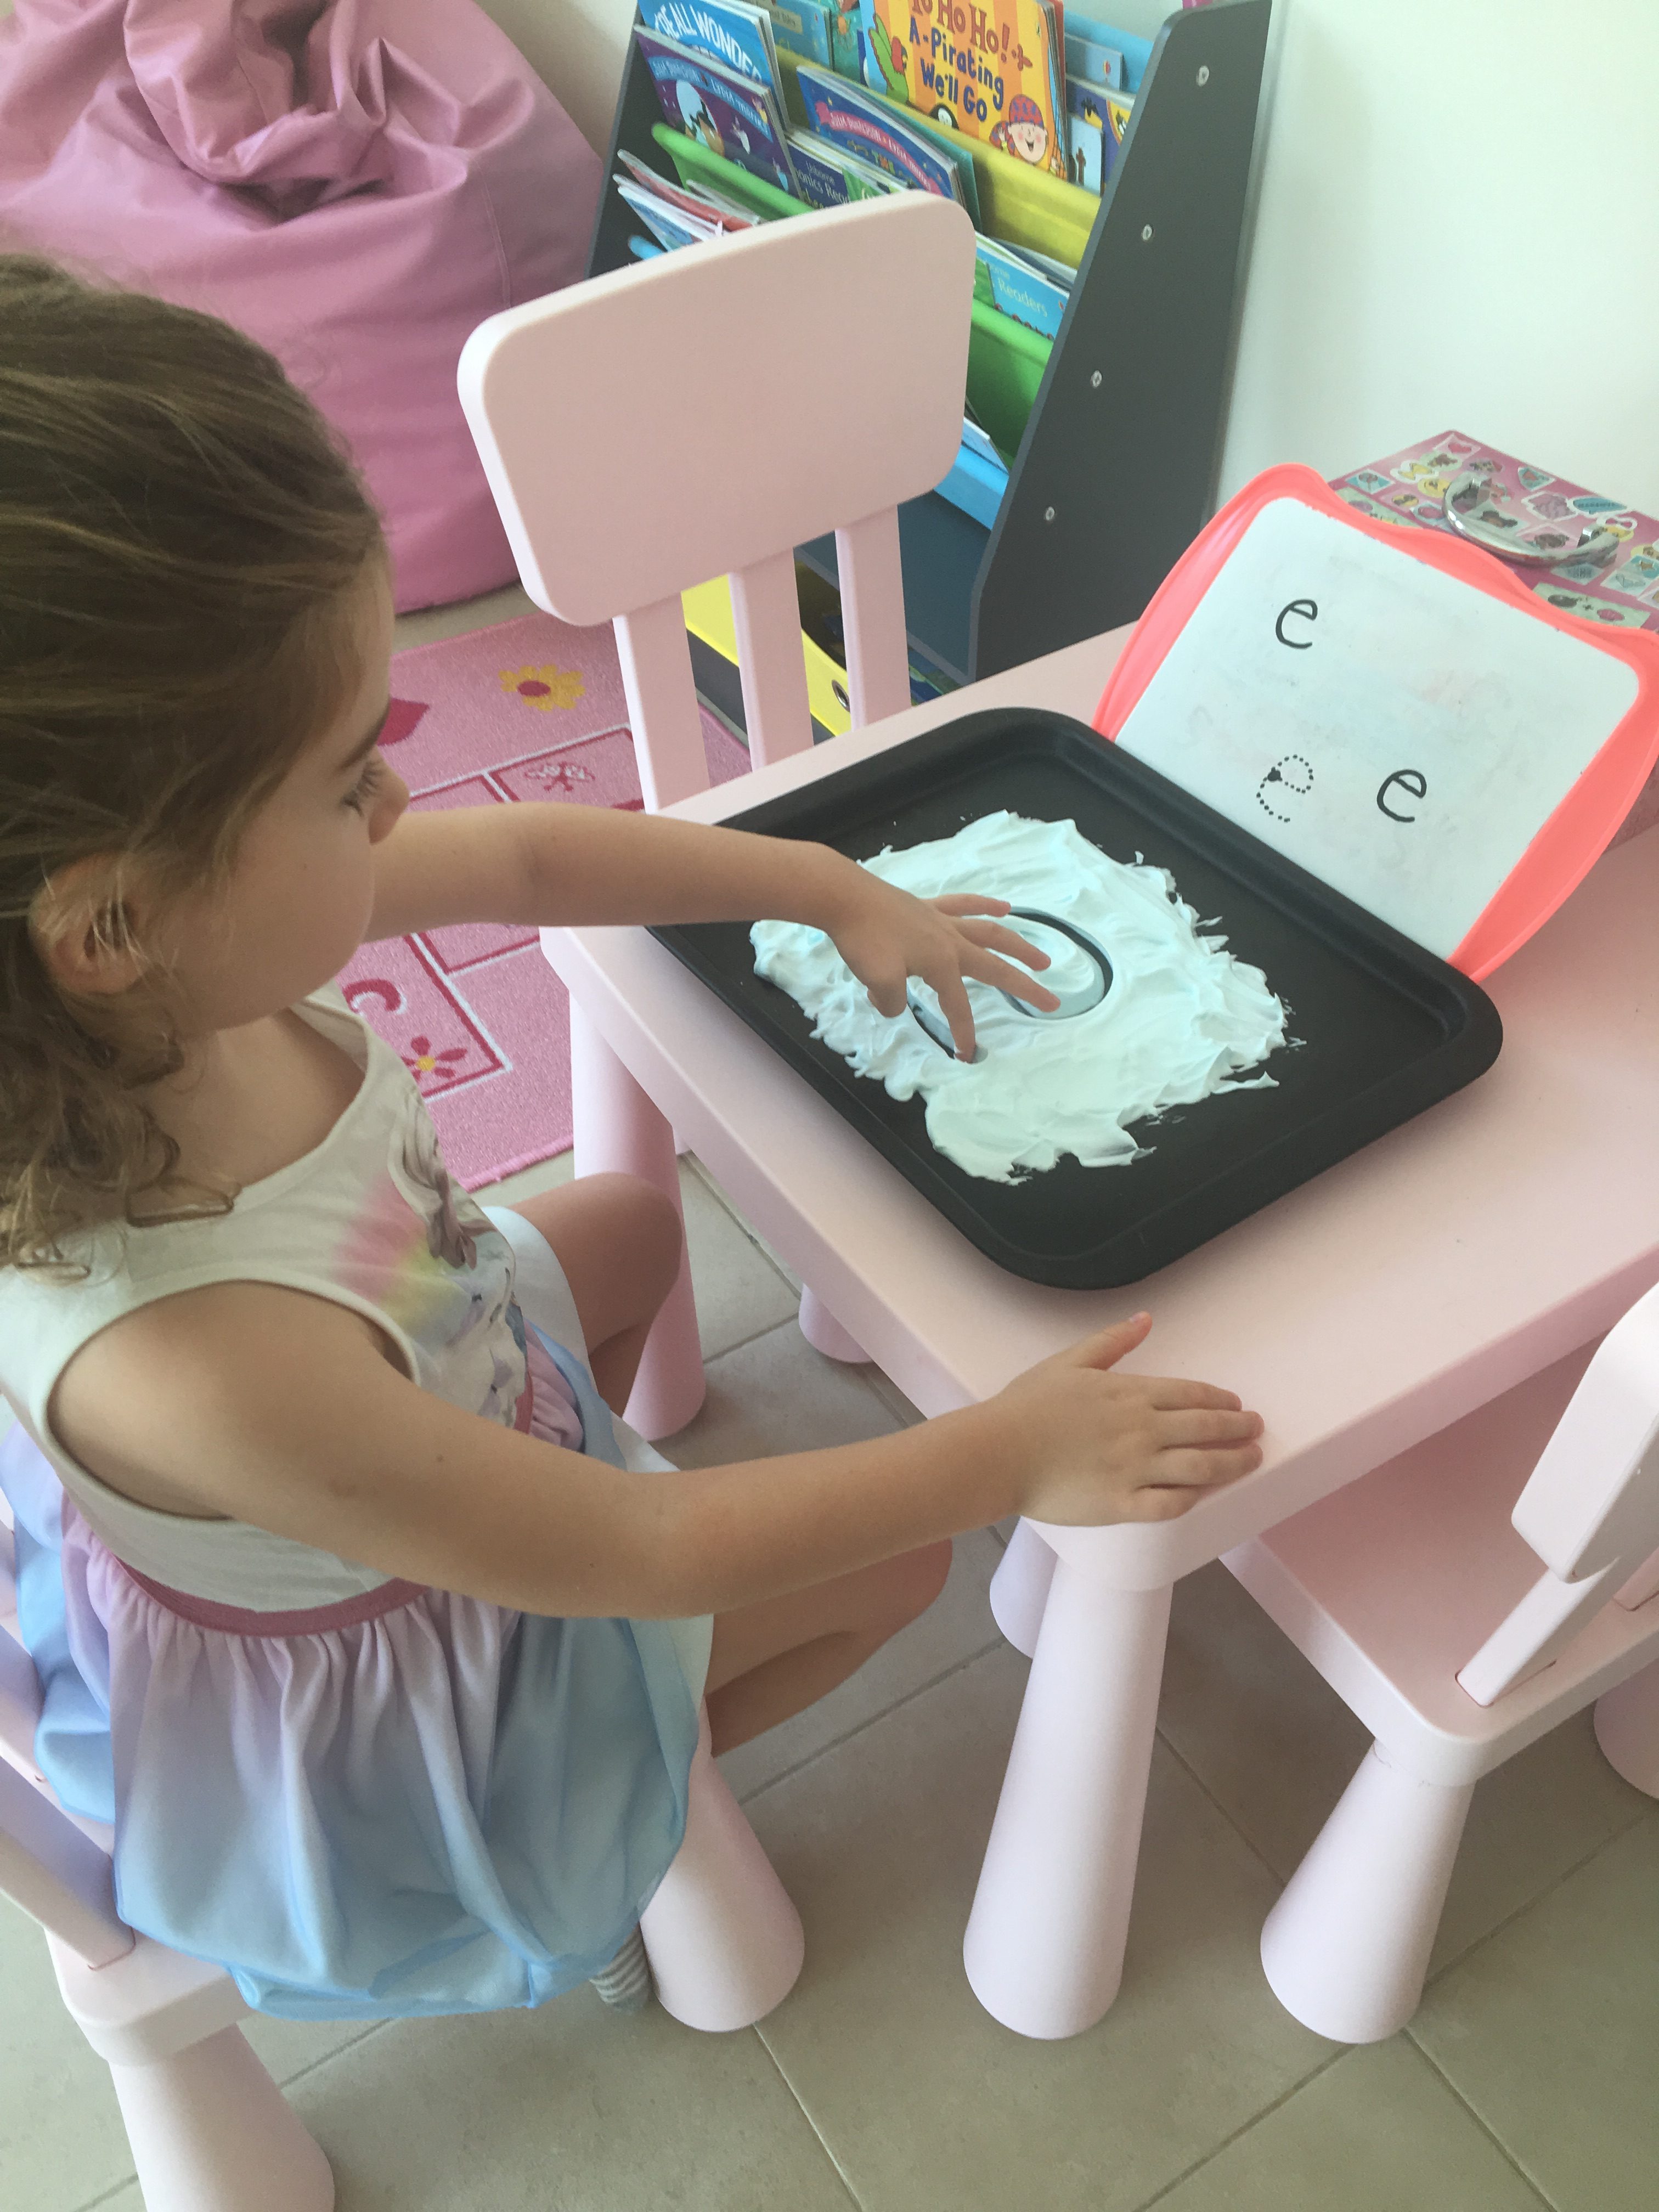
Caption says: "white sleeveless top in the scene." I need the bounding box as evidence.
[0,987,571,1609]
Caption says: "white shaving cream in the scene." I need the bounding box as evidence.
[751,811,1291,1183]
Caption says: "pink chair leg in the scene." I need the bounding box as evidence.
[1259,1743,1475,2042]
[569,1001,706,1439]
[640,1708,805,2031]
[988,1520,1058,1658]
[797,1287,868,1363]
[1594,1658,1659,1796]
[963,1562,1172,2038]
[109,2025,333,2212]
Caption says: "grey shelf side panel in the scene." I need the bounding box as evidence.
[586,22,674,278]
[970,0,1271,680]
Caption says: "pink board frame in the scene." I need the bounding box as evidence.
[1091,464,1659,980]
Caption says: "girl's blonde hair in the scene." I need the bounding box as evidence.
[0,257,385,1265]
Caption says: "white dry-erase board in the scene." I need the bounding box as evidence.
[1108,495,1641,960]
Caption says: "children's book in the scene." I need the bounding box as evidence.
[764,0,862,74]
[640,0,783,95]
[937,433,1009,528]
[898,99,984,221]
[1066,76,1131,190]
[857,0,1070,179]
[1068,79,1132,137]
[999,239,1074,285]
[794,63,966,200]
[637,29,802,196]
[960,408,1008,470]
[1066,109,1102,193]
[616,179,721,252]
[787,128,906,205]
[1064,30,1122,87]
[974,234,1069,340]
[1064,13,1150,91]
[617,148,760,227]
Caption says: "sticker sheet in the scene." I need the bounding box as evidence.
[1329,430,1659,636]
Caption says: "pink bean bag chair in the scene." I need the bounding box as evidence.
[0,0,602,610]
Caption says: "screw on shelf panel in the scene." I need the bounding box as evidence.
[1090,370,1102,388]
[1141,224,1154,242]
[1198,64,1210,84]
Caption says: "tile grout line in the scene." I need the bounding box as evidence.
[698,1311,812,1370]
[1401,1809,1659,2207]
[1401,2036,1563,2211]
[683,1159,803,1294]
[1421,1805,1654,1993]
[270,2017,393,2095]
[1156,1706,1649,2205]
[1126,2047,1350,2212]
[71,2174,138,2212]
[735,1636,1008,1806]
[1153,1723,1290,1895]
[751,2027,866,2208]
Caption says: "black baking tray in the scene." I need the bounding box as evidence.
[652,709,1503,1288]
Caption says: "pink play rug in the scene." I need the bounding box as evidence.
[341,613,749,1188]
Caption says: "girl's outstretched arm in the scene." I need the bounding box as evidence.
[50,1287,1263,1620]
[366,799,1058,1061]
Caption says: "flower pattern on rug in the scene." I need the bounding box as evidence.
[499,663,586,710]
[403,1034,471,1081]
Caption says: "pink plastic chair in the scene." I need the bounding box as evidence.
[1223,1285,1659,2043]
[457,192,979,1435]
[0,1507,800,2209]
[0,1510,335,2211]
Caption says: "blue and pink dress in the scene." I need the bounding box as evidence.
[0,986,710,2019]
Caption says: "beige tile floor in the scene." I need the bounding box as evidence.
[4,591,1657,2208]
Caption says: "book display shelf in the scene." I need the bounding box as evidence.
[586,0,1271,703]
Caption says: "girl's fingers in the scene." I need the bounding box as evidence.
[1155,1408,1265,1448]
[1144,1378,1244,1413]
[1149,1442,1264,1488]
[863,973,908,1020]
[956,918,1054,970]
[925,965,979,1060]
[1065,1314,1153,1369]
[932,893,1012,918]
[963,947,1062,1011]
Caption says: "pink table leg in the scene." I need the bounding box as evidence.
[964,1559,1172,2038]
[569,1002,706,1439]
[797,1286,868,1363]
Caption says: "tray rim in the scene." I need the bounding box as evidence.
[651,707,1504,1288]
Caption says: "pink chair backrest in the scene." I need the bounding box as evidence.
[458,194,978,809]
[1459,1283,1659,1705]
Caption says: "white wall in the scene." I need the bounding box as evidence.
[478,0,637,157]
[486,0,1659,517]
[1220,0,1659,514]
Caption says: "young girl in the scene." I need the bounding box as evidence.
[0,258,1263,2022]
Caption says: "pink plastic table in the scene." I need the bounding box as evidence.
[546,624,1659,2039]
